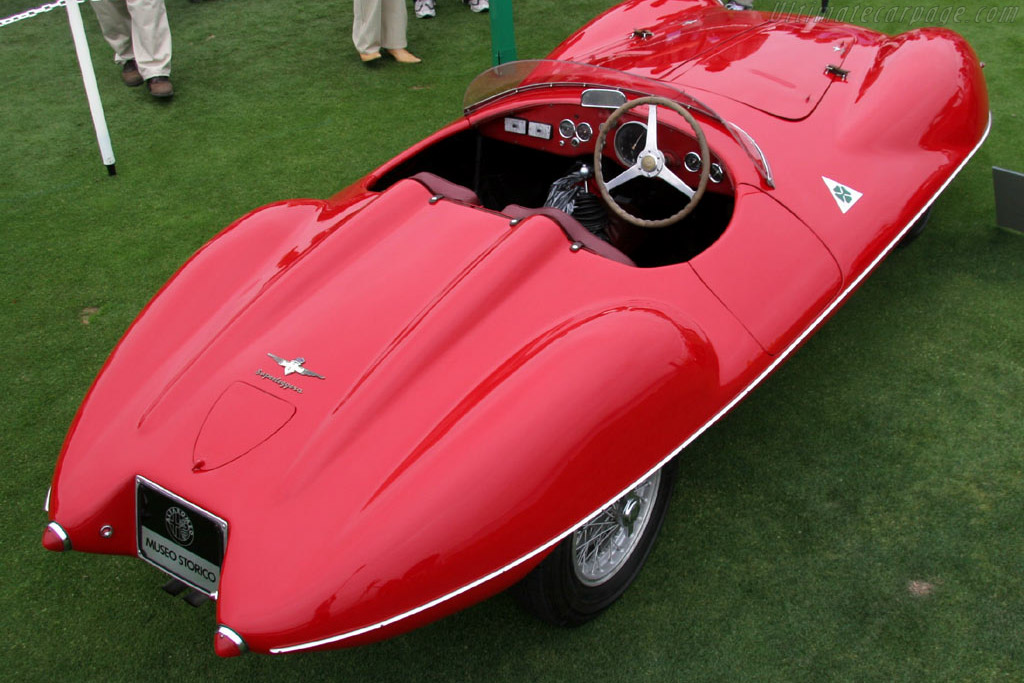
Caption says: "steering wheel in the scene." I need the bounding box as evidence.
[593,96,710,228]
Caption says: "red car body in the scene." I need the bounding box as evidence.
[44,0,989,657]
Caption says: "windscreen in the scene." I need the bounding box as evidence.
[463,60,773,188]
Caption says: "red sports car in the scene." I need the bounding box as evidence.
[43,0,989,657]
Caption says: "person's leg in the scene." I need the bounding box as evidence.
[124,0,172,79]
[353,0,383,55]
[91,0,135,64]
[379,0,407,50]
[380,0,418,62]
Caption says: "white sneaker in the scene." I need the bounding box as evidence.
[415,0,435,18]
[465,0,489,13]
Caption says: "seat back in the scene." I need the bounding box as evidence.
[410,172,480,205]
[502,205,635,267]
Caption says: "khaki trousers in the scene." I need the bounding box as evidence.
[92,0,172,79]
[352,0,408,54]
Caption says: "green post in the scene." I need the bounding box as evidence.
[489,0,517,65]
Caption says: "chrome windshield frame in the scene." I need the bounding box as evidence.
[463,59,774,188]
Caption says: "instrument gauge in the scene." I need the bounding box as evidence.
[614,121,647,165]
[576,122,593,142]
[683,151,702,173]
[558,119,577,139]
[683,153,725,184]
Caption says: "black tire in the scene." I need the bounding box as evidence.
[898,206,932,247]
[511,460,677,626]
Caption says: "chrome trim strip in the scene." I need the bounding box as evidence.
[270,113,991,654]
[44,486,51,513]
[47,521,72,551]
[726,121,774,188]
[217,626,248,652]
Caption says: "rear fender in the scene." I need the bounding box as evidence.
[837,27,989,154]
[48,197,375,540]
[221,303,720,653]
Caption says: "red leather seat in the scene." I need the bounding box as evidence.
[502,205,635,267]
[410,172,480,205]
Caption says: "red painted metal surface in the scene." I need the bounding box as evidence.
[45,0,988,656]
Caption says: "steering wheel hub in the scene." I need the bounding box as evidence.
[594,95,710,228]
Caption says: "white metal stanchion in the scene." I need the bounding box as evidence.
[65,0,116,175]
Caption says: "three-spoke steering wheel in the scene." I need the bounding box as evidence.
[593,96,710,228]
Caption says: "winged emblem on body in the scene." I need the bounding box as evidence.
[267,353,326,379]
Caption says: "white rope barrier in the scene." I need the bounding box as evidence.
[1,1,100,29]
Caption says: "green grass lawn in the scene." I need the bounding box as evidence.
[2,0,1022,680]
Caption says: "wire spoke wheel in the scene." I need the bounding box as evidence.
[572,470,661,586]
[512,461,676,626]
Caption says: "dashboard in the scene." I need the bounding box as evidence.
[476,103,733,194]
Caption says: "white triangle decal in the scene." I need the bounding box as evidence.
[822,176,863,214]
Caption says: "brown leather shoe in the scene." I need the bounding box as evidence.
[146,76,174,98]
[121,60,143,87]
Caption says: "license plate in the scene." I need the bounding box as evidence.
[136,476,227,596]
